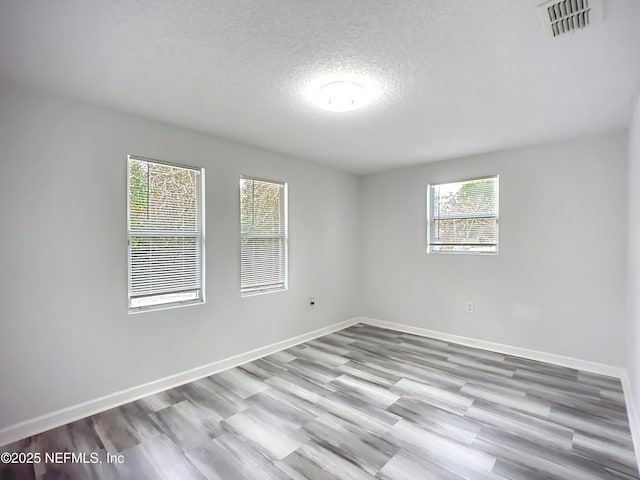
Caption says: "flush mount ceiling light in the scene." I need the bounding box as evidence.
[317,81,366,112]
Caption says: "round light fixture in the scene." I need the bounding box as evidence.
[317,81,366,112]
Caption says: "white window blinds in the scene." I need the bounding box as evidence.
[240,177,287,295]
[127,156,204,311]
[428,176,498,254]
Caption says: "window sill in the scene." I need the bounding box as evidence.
[128,299,204,314]
[427,249,498,256]
[241,287,287,298]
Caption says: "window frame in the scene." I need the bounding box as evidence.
[427,175,499,255]
[240,175,288,297]
[127,155,206,313]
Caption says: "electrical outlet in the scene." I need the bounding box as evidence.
[465,302,474,313]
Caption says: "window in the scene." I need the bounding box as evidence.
[427,176,498,254]
[240,177,287,295]
[127,156,204,311]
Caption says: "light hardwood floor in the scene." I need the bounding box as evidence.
[1,324,638,479]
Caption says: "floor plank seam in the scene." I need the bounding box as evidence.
[1,324,637,479]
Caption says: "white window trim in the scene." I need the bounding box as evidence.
[427,175,499,255]
[127,155,206,313]
[240,176,288,297]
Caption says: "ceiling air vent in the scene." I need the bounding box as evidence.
[539,0,603,38]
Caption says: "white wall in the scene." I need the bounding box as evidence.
[360,132,628,366]
[627,94,640,421]
[0,78,633,438]
[0,82,360,431]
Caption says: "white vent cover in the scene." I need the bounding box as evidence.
[539,0,603,38]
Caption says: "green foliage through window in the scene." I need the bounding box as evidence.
[240,177,287,294]
[127,156,203,310]
[429,176,498,254]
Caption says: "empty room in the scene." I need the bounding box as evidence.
[1,0,640,479]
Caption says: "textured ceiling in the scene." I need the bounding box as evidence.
[0,0,639,174]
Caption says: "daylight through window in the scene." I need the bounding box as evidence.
[428,176,498,254]
[240,177,287,295]
[127,156,204,311]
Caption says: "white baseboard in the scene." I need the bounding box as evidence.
[360,317,625,377]
[360,316,640,472]
[620,372,640,472]
[3,314,639,474]
[0,317,362,447]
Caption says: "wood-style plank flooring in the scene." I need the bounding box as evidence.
[1,324,638,479]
